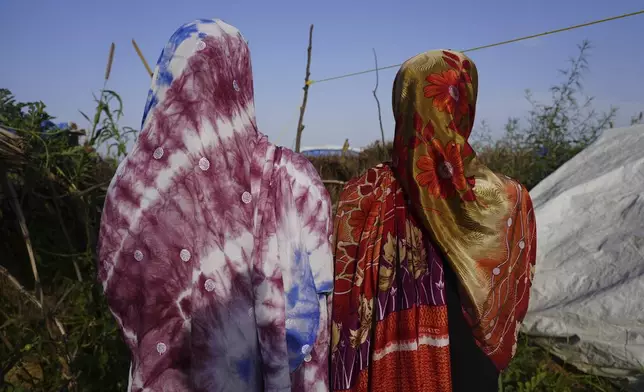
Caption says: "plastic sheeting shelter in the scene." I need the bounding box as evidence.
[521,124,644,387]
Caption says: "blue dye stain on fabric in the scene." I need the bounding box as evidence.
[316,280,333,293]
[236,357,252,382]
[286,331,308,371]
[285,247,321,371]
[287,285,299,308]
[159,22,200,85]
[141,20,215,126]
[141,90,159,127]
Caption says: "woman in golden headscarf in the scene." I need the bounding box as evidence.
[330,50,537,392]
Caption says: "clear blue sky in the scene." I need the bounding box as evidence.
[1,0,643,149]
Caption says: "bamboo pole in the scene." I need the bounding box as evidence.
[295,25,314,153]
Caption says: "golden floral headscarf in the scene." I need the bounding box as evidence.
[392,50,537,368]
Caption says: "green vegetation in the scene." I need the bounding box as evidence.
[472,41,616,191]
[0,87,131,391]
[0,41,639,391]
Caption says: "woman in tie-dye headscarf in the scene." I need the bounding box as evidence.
[331,50,537,392]
[98,19,333,391]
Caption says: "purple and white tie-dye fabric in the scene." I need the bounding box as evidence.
[97,19,333,392]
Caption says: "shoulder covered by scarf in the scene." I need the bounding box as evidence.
[97,19,333,391]
[332,49,537,377]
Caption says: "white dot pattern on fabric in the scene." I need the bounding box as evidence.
[180,249,191,262]
[449,85,460,101]
[134,250,143,261]
[153,147,164,160]
[493,267,500,276]
[241,191,252,204]
[204,279,216,292]
[518,240,525,249]
[303,354,312,363]
[199,157,210,171]
[233,80,240,91]
[156,342,167,354]
[248,308,254,318]
[301,344,311,355]
[196,40,206,51]
[328,235,333,243]
[485,333,492,340]
[438,161,454,179]
[507,217,513,227]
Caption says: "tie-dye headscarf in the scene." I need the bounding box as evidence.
[331,50,536,391]
[98,19,333,391]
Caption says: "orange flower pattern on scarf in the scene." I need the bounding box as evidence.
[331,50,537,392]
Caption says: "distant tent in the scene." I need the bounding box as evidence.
[300,145,362,158]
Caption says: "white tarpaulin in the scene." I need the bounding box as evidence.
[521,124,644,386]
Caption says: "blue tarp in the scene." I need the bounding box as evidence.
[300,148,360,157]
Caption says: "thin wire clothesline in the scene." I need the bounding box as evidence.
[306,9,644,86]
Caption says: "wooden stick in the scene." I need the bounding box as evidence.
[0,264,66,337]
[2,173,42,304]
[132,39,154,78]
[372,48,386,152]
[295,24,314,153]
[33,181,110,200]
[49,189,83,283]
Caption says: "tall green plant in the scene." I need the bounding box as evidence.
[476,41,616,190]
[80,43,136,159]
[0,42,135,392]
[80,89,136,159]
[1,86,133,391]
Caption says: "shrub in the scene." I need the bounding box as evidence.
[0,88,130,391]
